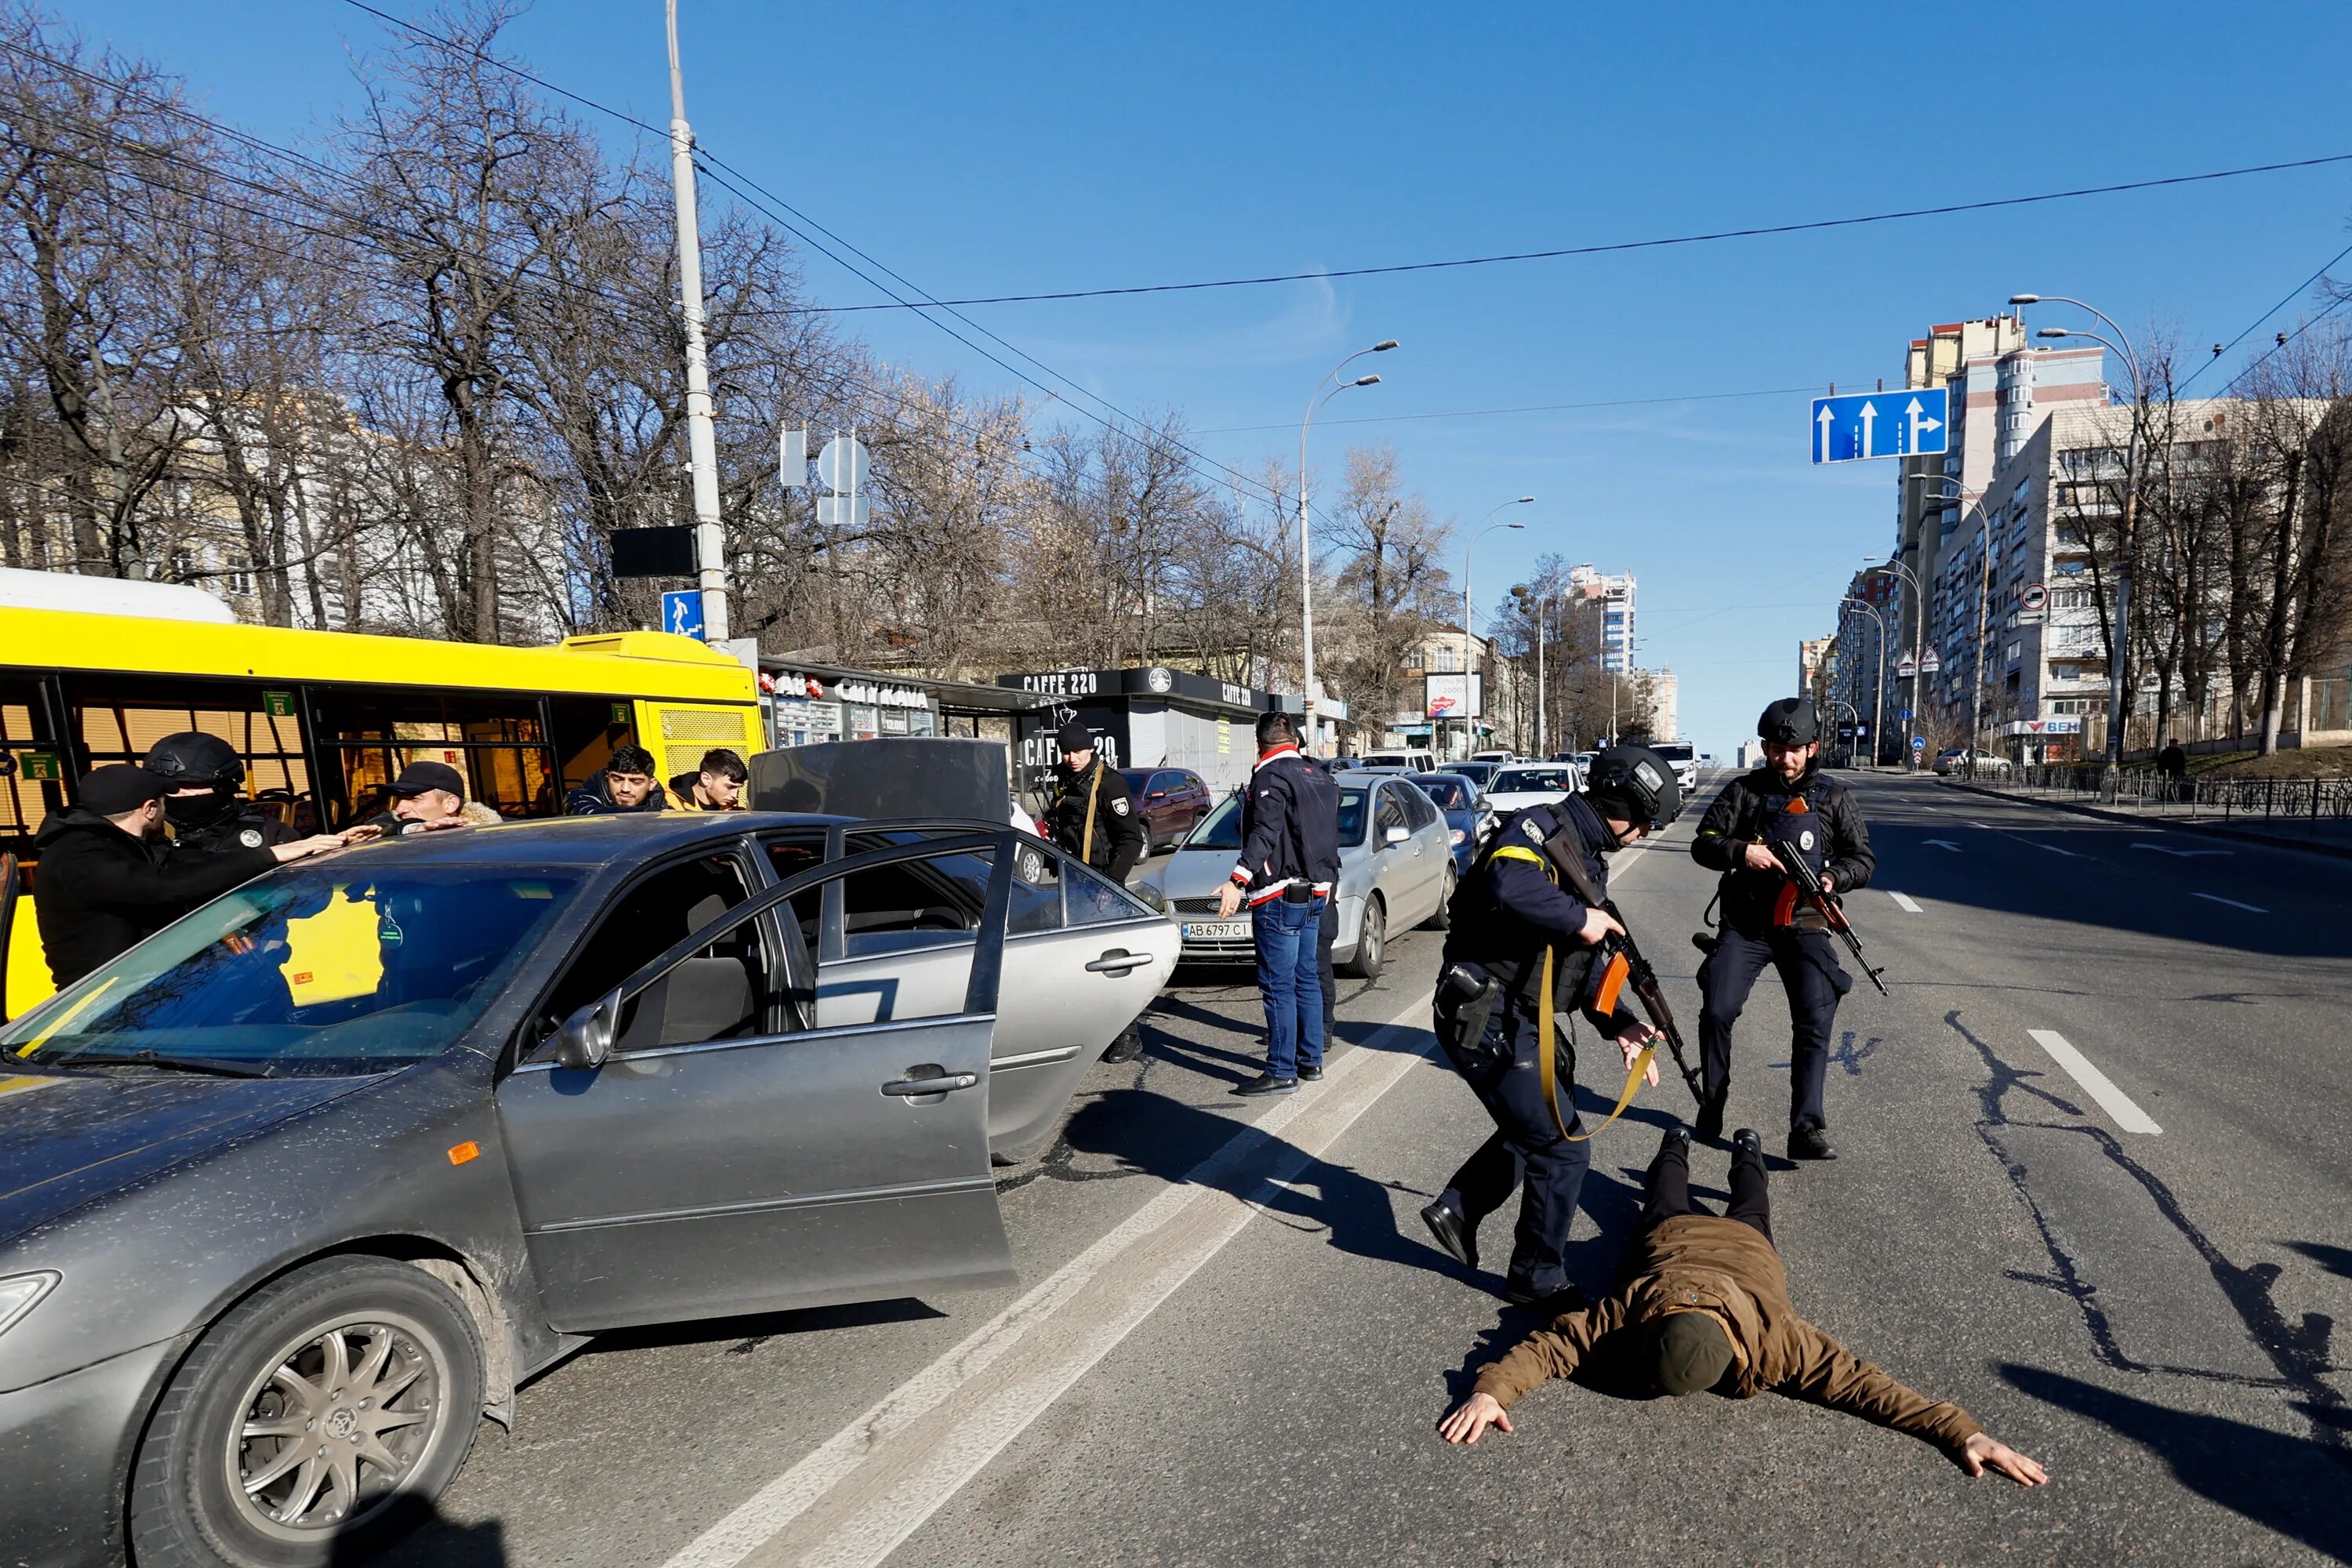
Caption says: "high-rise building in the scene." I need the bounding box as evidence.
[1798,637,1835,706]
[1646,668,1679,742]
[1836,567,1896,761]
[1566,564,1636,673]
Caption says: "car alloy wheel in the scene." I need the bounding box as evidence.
[1341,896,1385,979]
[1423,864,1456,931]
[227,1314,448,1538]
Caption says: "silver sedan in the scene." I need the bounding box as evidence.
[1131,771,1456,981]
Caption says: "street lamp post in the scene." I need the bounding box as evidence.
[1461,499,1532,760]
[1839,595,1889,770]
[666,0,728,641]
[1298,341,1397,754]
[2015,295,2148,768]
[1511,583,1560,757]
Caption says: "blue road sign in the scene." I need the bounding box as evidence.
[1812,387,1947,464]
[1911,735,1928,751]
[662,590,706,640]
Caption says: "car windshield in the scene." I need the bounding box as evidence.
[1118,769,1152,794]
[1185,786,1370,850]
[1411,776,1472,810]
[1653,743,1694,761]
[1,865,582,1076]
[1491,767,1576,793]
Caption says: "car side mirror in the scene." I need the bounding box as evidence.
[555,991,618,1070]
[1384,825,1410,846]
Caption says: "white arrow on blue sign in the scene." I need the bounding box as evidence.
[1812,387,1947,464]
[662,590,706,640]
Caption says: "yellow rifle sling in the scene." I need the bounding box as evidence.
[1080,762,1102,865]
[1507,846,1654,1145]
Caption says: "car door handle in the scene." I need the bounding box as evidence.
[883,1068,980,1096]
[1086,949,1152,974]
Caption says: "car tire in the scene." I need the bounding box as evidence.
[129,1258,485,1568]
[1422,864,1456,930]
[1338,895,1386,980]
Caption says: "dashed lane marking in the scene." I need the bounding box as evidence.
[1887,891,1923,913]
[2190,891,2267,914]
[2026,1028,2163,1136]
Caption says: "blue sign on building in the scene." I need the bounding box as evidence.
[662,590,706,641]
[1811,387,1947,464]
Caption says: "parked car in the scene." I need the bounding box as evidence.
[1470,750,1516,764]
[1482,762,1583,816]
[1357,747,1435,773]
[1117,766,1212,851]
[1133,771,1454,980]
[1449,759,1504,791]
[0,814,1176,1568]
[1933,747,2013,776]
[1408,771,1491,873]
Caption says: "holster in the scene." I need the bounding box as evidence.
[1434,963,1506,1067]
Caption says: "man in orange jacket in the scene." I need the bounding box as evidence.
[1438,1123,2048,1486]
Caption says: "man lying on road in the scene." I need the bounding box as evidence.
[1437,1123,2048,1486]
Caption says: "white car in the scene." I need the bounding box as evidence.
[1649,741,1700,801]
[1480,762,1582,817]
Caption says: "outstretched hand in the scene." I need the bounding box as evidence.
[1960,1432,2048,1486]
[1614,1021,1661,1087]
[1438,1392,1512,1446]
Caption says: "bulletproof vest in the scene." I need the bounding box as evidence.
[172,804,281,855]
[1766,789,1826,927]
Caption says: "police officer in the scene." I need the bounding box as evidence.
[1042,719,1149,1062]
[143,732,296,855]
[1418,746,1679,1308]
[1691,698,1876,1160]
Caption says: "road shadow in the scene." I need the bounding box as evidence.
[2285,1240,2352,1283]
[581,1295,945,1357]
[2000,1363,2352,1559]
[334,1496,506,1566]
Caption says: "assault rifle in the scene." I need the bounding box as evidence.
[1769,838,1889,996]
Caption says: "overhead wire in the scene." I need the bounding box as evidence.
[2176,236,2352,395]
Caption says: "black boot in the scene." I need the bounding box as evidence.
[1732,1127,1763,1157]
[1102,1024,1143,1064]
[1419,1201,1477,1272]
[1788,1126,1838,1161]
[1695,1094,1726,1144]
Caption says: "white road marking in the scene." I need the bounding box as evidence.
[2026,1029,2163,1135]
[1923,839,1962,851]
[2133,843,2233,858]
[1967,820,1997,829]
[2191,891,2267,914]
[1888,891,1923,913]
[663,991,1437,1568]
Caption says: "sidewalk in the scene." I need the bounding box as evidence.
[1937,775,2352,859]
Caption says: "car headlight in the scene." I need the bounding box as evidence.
[0,1271,59,1337]
[1450,828,1466,845]
[1136,883,1167,912]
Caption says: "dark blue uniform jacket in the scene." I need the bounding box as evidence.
[1440,794,1635,1035]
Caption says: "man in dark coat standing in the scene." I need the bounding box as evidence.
[1214,712,1341,1095]
[1043,719,1150,1062]
[31,764,340,988]
[1691,698,1875,1160]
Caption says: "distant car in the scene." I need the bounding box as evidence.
[0,815,1175,1567]
[1470,750,1516,764]
[1449,760,1504,791]
[1358,748,1435,773]
[1481,763,1582,817]
[1933,747,2013,777]
[1649,741,1700,801]
[1134,771,1454,979]
[1407,771,1490,872]
[1117,766,1212,851]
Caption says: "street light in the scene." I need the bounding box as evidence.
[2016,294,2147,768]
[1838,595,1889,770]
[1298,339,1397,753]
[1461,498,1532,760]
[1511,583,1564,757]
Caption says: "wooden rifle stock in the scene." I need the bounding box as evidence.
[1768,837,1889,996]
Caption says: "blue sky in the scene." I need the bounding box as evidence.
[74,1,2352,755]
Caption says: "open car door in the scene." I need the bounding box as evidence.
[496,831,1020,1333]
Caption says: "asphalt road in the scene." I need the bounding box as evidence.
[382,770,2352,1567]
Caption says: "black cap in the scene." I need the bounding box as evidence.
[1759,698,1820,746]
[78,764,170,816]
[387,760,466,797]
[1055,720,1095,753]
[1648,1311,1733,1396]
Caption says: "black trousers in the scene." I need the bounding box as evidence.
[1642,1131,1771,1241]
[1439,1012,1590,1298]
[1697,925,1845,1132]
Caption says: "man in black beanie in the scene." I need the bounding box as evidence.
[1041,719,1149,1062]
[1438,1124,2048,1487]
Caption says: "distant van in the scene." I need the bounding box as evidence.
[1359,748,1435,773]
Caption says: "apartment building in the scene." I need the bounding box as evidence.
[1566,563,1637,673]
[1835,566,1896,760]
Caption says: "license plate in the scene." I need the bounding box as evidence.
[1181,920,1251,942]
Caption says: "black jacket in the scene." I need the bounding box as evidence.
[31,808,279,987]
[1227,746,1341,906]
[564,771,675,816]
[1692,764,1875,933]
[169,801,296,855]
[1441,795,1634,1032]
[1044,759,1148,883]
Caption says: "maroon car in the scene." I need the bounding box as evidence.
[1119,767,1213,851]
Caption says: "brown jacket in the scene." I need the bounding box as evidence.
[1473,1214,1983,1456]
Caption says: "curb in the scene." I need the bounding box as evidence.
[1936,778,2352,861]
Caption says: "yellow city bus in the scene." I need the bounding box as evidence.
[1,603,760,1016]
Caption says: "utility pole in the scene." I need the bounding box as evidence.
[666,0,728,642]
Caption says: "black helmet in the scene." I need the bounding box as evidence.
[1584,744,1680,829]
[144,731,244,789]
[1758,698,1820,746]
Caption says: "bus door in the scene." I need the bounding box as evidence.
[1,673,65,1018]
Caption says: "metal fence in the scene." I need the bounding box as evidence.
[1965,762,2352,833]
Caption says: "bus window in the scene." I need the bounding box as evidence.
[550,695,637,794]
[61,675,313,831]
[2,677,63,861]
[309,689,555,826]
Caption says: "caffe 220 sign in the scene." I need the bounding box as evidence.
[1005,666,1260,712]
